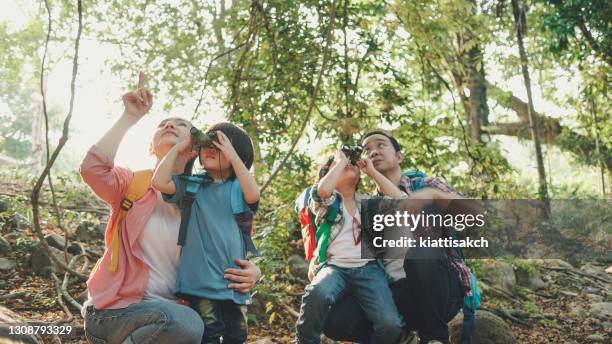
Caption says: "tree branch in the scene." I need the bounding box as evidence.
[30,0,87,281]
[485,80,610,171]
[260,0,339,193]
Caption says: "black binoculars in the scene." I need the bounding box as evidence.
[190,127,218,149]
[341,144,364,165]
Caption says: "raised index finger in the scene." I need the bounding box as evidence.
[137,71,145,89]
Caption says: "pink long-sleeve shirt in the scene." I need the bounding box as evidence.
[79,145,158,313]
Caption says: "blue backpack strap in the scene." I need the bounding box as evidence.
[403,169,427,192]
[230,178,245,213]
[328,194,342,216]
[460,269,481,343]
[230,179,260,257]
[177,175,205,246]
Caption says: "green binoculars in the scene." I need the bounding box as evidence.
[190,127,218,149]
[341,144,364,165]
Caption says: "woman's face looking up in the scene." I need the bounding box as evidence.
[151,117,192,158]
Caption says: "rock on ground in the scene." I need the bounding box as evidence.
[448,310,517,344]
[479,260,516,295]
[287,254,309,281]
[589,302,612,320]
[516,268,547,291]
[29,246,74,276]
[0,257,16,271]
[74,221,103,242]
[44,233,67,250]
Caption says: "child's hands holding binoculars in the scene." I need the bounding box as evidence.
[333,149,350,165]
[122,71,153,124]
[357,157,376,176]
[213,131,240,165]
[172,137,198,161]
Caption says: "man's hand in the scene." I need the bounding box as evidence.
[225,258,261,294]
[122,71,153,123]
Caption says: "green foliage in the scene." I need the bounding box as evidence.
[539,0,611,63]
[509,258,542,273]
[521,300,540,314]
[0,18,43,160]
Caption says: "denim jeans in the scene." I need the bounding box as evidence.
[296,261,404,344]
[188,297,248,344]
[84,300,204,344]
[322,247,463,344]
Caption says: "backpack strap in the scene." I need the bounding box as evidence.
[108,169,153,272]
[177,175,204,246]
[313,196,342,263]
[403,169,427,192]
[230,179,260,257]
[315,206,338,263]
[296,187,316,260]
[295,187,342,263]
[295,188,312,214]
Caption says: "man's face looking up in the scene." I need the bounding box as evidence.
[362,134,403,174]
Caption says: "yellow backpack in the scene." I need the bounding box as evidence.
[106,169,153,272]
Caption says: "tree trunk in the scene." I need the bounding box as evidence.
[511,0,550,214]
[467,45,489,141]
[590,94,607,198]
[452,1,489,145]
[30,92,44,176]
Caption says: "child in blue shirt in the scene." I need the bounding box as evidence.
[153,122,259,344]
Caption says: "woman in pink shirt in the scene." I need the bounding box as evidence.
[80,73,261,344]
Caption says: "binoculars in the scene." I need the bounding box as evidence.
[190,127,218,149]
[341,144,364,165]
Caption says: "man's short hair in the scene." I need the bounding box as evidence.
[361,130,401,152]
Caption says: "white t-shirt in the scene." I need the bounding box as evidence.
[82,191,181,313]
[139,191,182,302]
[327,205,371,268]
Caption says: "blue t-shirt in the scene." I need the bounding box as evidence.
[163,175,251,305]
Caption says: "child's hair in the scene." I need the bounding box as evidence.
[317,156,336,182]
[206,122,254,178]
[316,155,360,191]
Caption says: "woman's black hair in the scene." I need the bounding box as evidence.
[184,157,196,175]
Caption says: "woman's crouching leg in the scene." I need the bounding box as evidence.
[122,301,204,344]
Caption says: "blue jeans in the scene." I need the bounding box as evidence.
[323,247,463,344]
[188,297,248,344]
[84,300,204,344]
[296,261,404,344]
